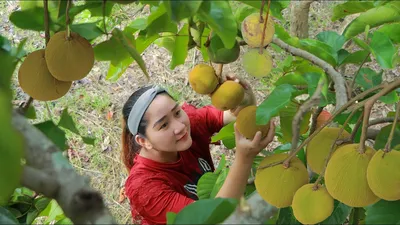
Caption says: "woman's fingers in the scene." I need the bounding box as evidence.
[261,121,276,146]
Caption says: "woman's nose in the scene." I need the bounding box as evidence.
[174,120,186,134]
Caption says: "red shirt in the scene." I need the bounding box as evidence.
[125,103,224,225]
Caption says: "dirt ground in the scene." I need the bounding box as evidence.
[2,0,399,223]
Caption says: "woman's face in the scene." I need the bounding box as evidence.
[142,94,192,152]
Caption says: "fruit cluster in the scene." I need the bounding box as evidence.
[18,31,94,101]
[255,126,400,224]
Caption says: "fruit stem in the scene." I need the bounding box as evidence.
[350,112,363,142]
[66,0,72,39]
[257,159,285,170]
[216,64,223,84]
[259,0,271,54]
[384,101,400,153]
[102,0,108,36]
[43,0,50,45]
[259,0,266,23]
[309,106,323,135]
[312,108,358,189]
[358,79,400,154]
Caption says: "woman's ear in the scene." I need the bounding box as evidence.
[135,134,152,149]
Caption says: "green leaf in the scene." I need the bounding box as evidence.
[298,39,338,66]
[154,36,176,54]
[221,137,236,149]
[342,1,400,40]
[211,122,234,143]
[24,105,37,119]
[166,212,177,224]
[94,37,131,64]
[256,84,297,125]
[320,200,352,224]
[39,199,65,224]
[210,168,229,198]
[376,22,400,44]
[146,12,178,36]
[173,198,238,224]
[332,1,374,22]
[9,7,47,31]
[58,108,80,134]
[170,23,189,70]
[279,100,311,143]
[106,57,134,81]
[70,22,104,41]
[197,1,237,49]
[34,197,51,213]
[54,217,73,224]
[338,49,371,66]
[26,209,39,224]
[374,123,400,150]
[303,72,329,107]
[379,91,399,104]
[129,18,148,30]
[87,1,115,17]
[0,207,19,224]
[274,72,307,87]
[234,5,258,25]
[163,1,202,22]
[355,68,382,90]
[237,0,289,21]
[112,28,149,79]
[274,23,299,46]
[214,154,226,175]
[35,121,68,151]
[276,207,300,225]
[369,31,396,69]
[197,172,218,200]
[353,37,370,51]
[316,31,346,52]
[365,199,400,224]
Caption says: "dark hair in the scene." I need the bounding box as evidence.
[121,86,171,172]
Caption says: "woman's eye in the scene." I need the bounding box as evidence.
[175,110,181,116]
[160,123,168,129]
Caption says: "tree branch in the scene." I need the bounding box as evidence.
[271,37,348,111]
[310,106,323,135]
[368,117,395,126]
[12,110,116,224]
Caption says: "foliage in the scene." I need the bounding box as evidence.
[1,0,400,224]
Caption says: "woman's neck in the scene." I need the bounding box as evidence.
[139,148,179,163]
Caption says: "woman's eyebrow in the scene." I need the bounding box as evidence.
[153,103,179,128]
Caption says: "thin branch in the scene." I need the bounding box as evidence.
[348,53,370,98]
[368,117,395,126]
[66,0,72,38]
[385,101,400,152]
[310,106,323,135]
[350,112,364,141]
[102,0,108,36]
[12,110,116,224]
[283,81,324,167]
[359,79,400,153]
[259,0,271,54]
[272,37,348,110]
[259,0,266,23]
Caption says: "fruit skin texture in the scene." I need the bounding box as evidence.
[18,49,72,101]
[241,13,275,47]
[188,64,219,95]
[316,110,332,129]
[255,153,309,208]
[45,31,95,81]
[292,184,334,225]
[242,48,273,78]
[325,144,380,207]
[236,105,270,139]
[207,33,240,64]
[211,81,244,111]
[306,127,351,175]
[367,149,400,201]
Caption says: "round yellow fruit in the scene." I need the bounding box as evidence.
[236,105,270,139]
[45,31,94,81]
[241,13,275,48]
[211,80,244,111]
[325,144,380,207]
[242,48,273,78]
[18,49,72,101]
[292,184,334,225]
[255,153,309,208]
[306,127,351,175]
[188,64,219,95]
[367,149,400,201]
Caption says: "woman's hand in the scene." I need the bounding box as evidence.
[234,120,276,162]
[225,74,257,117]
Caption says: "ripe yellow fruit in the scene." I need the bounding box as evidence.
[367,149,400,201]
[306,127,351,175]
[241,13,275,48]
[188,64,219,95]
[292,184,334,225]
[255,153,309,208]
[211,81,244,111]
[236,105,270,139]
[18,49,72,101]
[45,31,94,81]
[242,48,273,78]
[325,144,380,207]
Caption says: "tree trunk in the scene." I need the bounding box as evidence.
[290,0,315,39]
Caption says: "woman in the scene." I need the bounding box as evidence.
[121,76,275,225]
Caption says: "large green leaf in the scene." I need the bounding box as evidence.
[342,1,400,40]
[210,168,229,199]
[163,0,202,22]
[365,200,400,224]
[320,200,352,224]
[355,68,382,90]
[376,22,400,44]
[279,100,311,143]
[379,90,399,104]
[34,121,68,151]
[70,22,104,41]
[303,72,329,107]
[170,24,189,70]
[106,57,134,81]
[197,172,218,200]
[332,1,374,22]
[276,207,300,225]
[236,0,290,21]
[316,31,346,52]
[58,108,95,145]
[9,7,47,31]
[197,1,237,49]
[374,123,400,150]
[211,122,234,143]
[298,39,338,66]
[274,72,307,87]
[94,37,131,64]
[0,207,19,224]
[173,198,238,224]
[338,49,371,66]
[256,84,297,125]
[369,31,396,69]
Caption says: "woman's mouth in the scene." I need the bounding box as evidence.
[177,132,188,141]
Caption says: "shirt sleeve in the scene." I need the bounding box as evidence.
[183,103,224,138]
[126,176,195,225]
